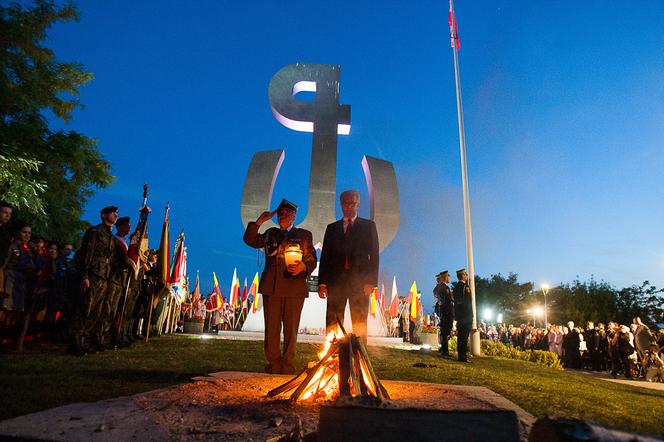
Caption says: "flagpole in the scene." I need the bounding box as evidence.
[449,0,480,356]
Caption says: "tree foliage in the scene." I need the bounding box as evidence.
[0,0,113,244]
[475,273,663,328]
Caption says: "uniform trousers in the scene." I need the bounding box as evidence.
[263,294,305,372]
[69,275,108,339]
[439,318,453,355]
[325,275,369,344]
[456,320,471,361]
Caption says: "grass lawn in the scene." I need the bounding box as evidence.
[2,335,662,436]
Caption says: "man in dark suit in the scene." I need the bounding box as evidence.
[243,199,317,374]
[453,268,472,362]
[318,190,379,344]
[433,270,454,356]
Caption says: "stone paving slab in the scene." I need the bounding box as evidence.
[0,371,534,441]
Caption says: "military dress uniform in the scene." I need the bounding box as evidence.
[453,269,472,362]
[433,272,454,356]
[243,204,316,374]
[70,222,117,351]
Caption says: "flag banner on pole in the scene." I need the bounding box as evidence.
[250,272,260,313]
[389,276,399,318]
[449,0,460,50]
[241,277,248,311]
[213,271,223,310]
[230,268,240,307]
[157,203,170,286]
[170,230,185,284]
[127,186,151,279]
[370,287,378,317]
[192,271,201,305]
[409,281,418,322]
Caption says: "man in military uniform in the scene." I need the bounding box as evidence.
[453,268,472,362]
[243,199,317,374]
[433,270,454,356]
[98,216,131,349]
[68,206,119,355]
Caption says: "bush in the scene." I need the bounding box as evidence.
[479,340,562,369]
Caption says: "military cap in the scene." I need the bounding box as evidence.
[456,268,467,278]
[116,216,131,226]
[436,270,449,278]
[100,206,119,215]
[276,199,298,212]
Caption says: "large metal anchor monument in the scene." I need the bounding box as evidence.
[241,63,399,250]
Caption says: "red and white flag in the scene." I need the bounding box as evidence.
[449,0,460,50]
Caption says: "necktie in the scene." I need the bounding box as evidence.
[344,220,353,269]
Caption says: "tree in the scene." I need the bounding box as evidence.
[474,273,533,324]
[0,0,113,244]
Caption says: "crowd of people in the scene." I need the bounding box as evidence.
[473,319,664,382]
[0,201,172,354]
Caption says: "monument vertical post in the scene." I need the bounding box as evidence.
[449,0,480,356]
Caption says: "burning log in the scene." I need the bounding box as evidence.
[268,325,390,403]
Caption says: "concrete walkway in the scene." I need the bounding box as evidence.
[570,369,664,391]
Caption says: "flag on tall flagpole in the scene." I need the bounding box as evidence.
[389,276,399,318]
[449,0,460,50]
[408,281,418,322]
[157,203,170,286]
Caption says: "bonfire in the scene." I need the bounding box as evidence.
[268,321,390,402]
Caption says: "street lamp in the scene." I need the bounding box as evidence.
[541,283,549,328]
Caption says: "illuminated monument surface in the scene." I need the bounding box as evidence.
[240,63,399,335]
[241,63,400,251]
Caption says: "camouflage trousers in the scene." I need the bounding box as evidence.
[98,281,126,338]
[68,275,108,339]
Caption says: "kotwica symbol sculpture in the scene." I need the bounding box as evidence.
[241,63,399,252]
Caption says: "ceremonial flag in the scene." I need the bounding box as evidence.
[156,203,170,286]
[230,268,241,308]
[250,272,261,313]
[192,271,201,305]
[389,276,399,318]
[370,287,378,317]
[449,0,460,50]
[241,277,248,311]
[408,281,418,322]
[127,185,151,279]
[212,272,223,310]
[170,230,185,284]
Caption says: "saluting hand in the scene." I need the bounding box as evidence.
[255,210,275,226]
[363,284,374,297]
[318,284,328,299]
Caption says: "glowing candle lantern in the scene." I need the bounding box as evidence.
[284,244,303,267]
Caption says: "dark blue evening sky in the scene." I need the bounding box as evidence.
[42,0,664,310]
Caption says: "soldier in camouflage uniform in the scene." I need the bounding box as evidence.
[68,206,119,355]
[98,216,131,349]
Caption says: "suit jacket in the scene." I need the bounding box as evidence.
[243,222,316,298]
[318,217,379,290]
